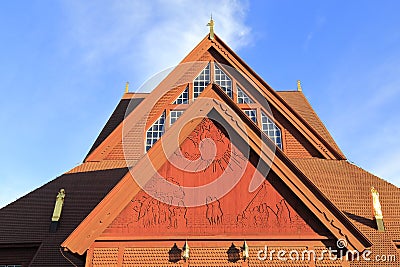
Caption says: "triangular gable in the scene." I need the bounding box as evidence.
[181,34,345,159]
[84,34,344,163]
[62,84,370,255]
[100,118,328,240]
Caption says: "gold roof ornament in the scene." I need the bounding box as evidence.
[242,240,249,261]
[182,240,190,261]
[371,187,383,219]
[371,186,385,232]
[297,80,302,91]
[207,15,215,40]
[125,81,129,93]
[52,189,65,222]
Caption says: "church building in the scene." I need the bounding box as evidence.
[0,21,399,267]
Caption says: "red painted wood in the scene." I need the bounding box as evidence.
[102,119,321,238]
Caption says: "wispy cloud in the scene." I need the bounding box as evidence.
[62,0,251,85]
[303,15,326,50]
[0,0,252,209]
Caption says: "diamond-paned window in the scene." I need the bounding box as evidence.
[237,86,254,104]
[261,111,282,149]
[214,63,233,98]
[170,110,184,125]
[243,109,257,123]
[173,86,189,104]
[193,63,210,99]
[145,111,166,151]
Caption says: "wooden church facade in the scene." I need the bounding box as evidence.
[0,27,399,267]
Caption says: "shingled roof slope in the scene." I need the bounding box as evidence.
[0,168,128,266]
[277,91,345,158]
[292,158,400,266]
[84,95,145,160]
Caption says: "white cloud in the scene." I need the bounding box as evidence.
[62,0,251,86]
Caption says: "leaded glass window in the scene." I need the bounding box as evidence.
[170,110,184,125]
[237,85,254,104]
[261,111,282,149]
[193,63,210,99]
[173,86,189,104]
[145,112,166,151]
[214,63,233,98]
[244,109,257,123]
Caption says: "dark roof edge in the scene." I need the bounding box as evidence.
[84,97,144,161]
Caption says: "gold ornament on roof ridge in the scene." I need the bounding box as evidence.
[125,82,129,93]
[207,14,215,40]
[297,80,302,91]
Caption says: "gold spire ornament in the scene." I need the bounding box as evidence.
[52,189,65,222]
[125,82,129,93]
[297,80,302,91]
[182,240,190,261]
[50,189,66,232]
[242,240,249,261]
[371,186,385,231]
[207,15,214,40]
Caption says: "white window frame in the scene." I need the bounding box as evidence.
[173,86,189,104]
[243,109,257,123]
[214,62,233,99]
[193,63,210,99]
[145,111,166,152]
[261,111,282,149]
[170,110,184,126]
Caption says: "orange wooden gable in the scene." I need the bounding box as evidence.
[62,84,370,256]
[101,117,325,239]
[84,34,344,164]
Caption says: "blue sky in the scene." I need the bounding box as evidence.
[0,0,399,208]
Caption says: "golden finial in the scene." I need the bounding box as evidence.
[52,189,65,222]
[207,14,214,40]
[371,186,385,231]
[182,240,190,261]
[371,187,383,219]
[125,81,129,93]
[297,80,302,91]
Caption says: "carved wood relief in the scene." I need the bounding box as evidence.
[103,119,320,237]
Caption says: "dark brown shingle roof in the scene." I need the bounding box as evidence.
[0,168,128,266]
[84,96,144,160]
